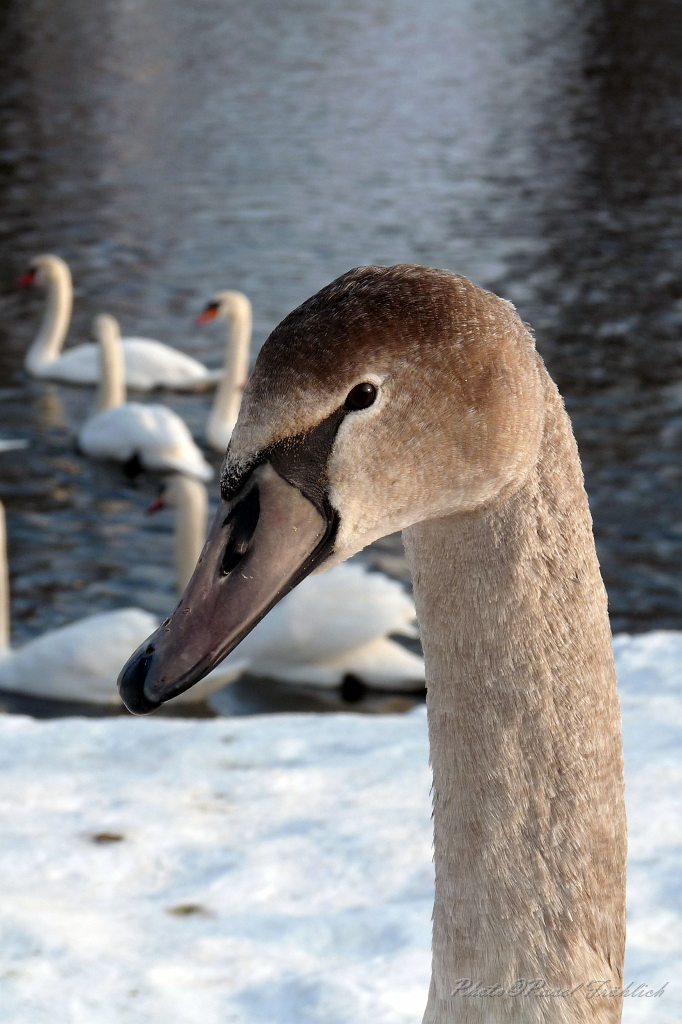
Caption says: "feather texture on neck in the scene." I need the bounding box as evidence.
[404,370,625,1024]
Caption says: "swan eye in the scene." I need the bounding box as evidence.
[345,382,377,410]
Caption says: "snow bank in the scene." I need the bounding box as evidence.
[0,631,680,1023]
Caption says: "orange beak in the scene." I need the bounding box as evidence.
[195,301,220,326]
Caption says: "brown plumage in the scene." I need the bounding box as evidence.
[232,265,627,1023]
[120,264,627,1023]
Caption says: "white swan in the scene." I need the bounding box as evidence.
[0,440,28,453]
[0,494,243,705]
[78,314,213,482]
[0,497,156,703]
[196,291,252,453]
[19,254,221,391]
[152,473,425,690]
[120,265,627,1023]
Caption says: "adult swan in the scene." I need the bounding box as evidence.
[18,254,221,390]
[119,266,627,1024]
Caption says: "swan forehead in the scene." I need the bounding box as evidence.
[228,264,529,467]
[34,253,68,277]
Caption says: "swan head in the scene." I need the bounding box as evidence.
[119,264,545,713]
[17,254,71,291]
[93,312,120,340]
[195,290,252,327]
[146,474,207,515]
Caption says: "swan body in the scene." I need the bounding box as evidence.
[78,315,213,482]
[0,606,159,703]
[197,291,252,453]
[223,563,423,688]
[159,473,424,690]
[20,255,220,390]
[121,265,627,1024]
[0,497,241,704]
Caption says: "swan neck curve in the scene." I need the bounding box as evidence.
[403,375,626,1024]
[172,477,208,594]
[94,316,126,412]
[0,502,9,652]
[25,258,72,374]
[207,295,252,452]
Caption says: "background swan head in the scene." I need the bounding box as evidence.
[19,254,73,374]
[146,473,208,594]
[198,290,253,455]
[120,265,547,711]
[17,253,71,291]
[195,290,252,329]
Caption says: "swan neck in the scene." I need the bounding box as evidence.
[207,299,252,452]
[174,478,208,594]
[95,320,126,412]
[403,377,626,1024]
[0,503,9,651]
[25,260,72,374]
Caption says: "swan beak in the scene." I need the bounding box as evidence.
[195,301,220,326]
[16,269,36,288]
[145,495,166,514]
[117,462,335,713]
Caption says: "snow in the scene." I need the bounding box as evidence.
[0,632,680,1023]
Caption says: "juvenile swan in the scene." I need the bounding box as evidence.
[119,266,627,1024]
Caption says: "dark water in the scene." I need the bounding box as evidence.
[1,0,682,716]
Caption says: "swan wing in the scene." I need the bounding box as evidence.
[79,403,213,481]
[171,657,250,702]
[32,338,213,391]
[0,608,159,703]
[120,339,213,391]
[235,562,419,667]
[34,343,101,384]
[249,637,425,690]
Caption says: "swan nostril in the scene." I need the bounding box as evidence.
[221,538,251,575]
[221,485,260,577]
[145,644,155,655]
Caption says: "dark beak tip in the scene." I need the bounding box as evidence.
[118,651,162,715]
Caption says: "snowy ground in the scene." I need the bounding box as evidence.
[0,632,680,1024]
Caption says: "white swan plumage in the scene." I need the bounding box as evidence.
[0,495,243,705]
[155,473,425,690]
[78,314,213,482]
[0,495,155,703]
[223,564,424,689]
[19,254,221,391]
[196,291,252,453]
